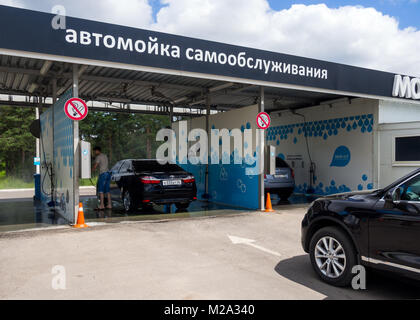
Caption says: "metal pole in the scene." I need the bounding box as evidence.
[35,106,40,174]
[259,86,265,211]
[169,105,174,124]
[72,64,80,223]
[52,78,57,103]
[205,95,210,198]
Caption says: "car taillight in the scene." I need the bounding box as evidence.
[142,199,151,203]
[183,176,195,183]
[291,169,295,179]
[141,176,161,184]
[264,174,267,179]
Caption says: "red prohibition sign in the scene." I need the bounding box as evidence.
[256,112,271,130]
[64,98,88,121]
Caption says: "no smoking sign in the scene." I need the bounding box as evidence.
[256,112,271,130]
[64,98,88,121]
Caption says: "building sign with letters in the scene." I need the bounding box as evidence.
[0,5,418,102]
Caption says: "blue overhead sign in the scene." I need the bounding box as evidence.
[0,5,416,100]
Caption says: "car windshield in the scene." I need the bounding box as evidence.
[133,160,183,173]
[276,157,289,168]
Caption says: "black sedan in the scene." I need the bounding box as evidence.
[301,168,420,286]
[109,159,197,212]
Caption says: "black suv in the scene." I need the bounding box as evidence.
[301,168,420,286]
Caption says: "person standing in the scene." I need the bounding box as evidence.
[93,146,112,210]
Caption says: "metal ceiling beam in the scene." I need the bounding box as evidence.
[0,100,204,117]
[0,64,206,94]
[27,60,53,93]
[174,82,236,106]
[222,90,318,104]
[0,65,40,75]
[61,73,207,92]
[187,84,253,106]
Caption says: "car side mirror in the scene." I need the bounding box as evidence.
[384,188,401,208]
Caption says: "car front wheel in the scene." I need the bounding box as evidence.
[309,226,357,287]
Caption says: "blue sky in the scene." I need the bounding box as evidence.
[150,0,420,29]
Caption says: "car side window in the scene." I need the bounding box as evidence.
[398,174,420,202]
[119,161,132,174]
[111,161,123,174]
[120,161,127,173]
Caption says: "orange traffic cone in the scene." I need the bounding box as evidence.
[265,193,274,212]
[73,202,89,228]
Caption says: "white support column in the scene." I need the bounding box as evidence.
[72,64,80,223]
[259,86,265,211]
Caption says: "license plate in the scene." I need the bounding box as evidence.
[163,180,182,186]
[275,174,288,179]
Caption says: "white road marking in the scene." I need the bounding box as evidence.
[228,235,282,257]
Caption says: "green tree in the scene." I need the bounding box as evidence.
[0,106,36,180]
[0,107,170,181]
[79,111,170,169]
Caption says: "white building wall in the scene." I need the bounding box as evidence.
[267,98,378,195]
[379,100,420,124]
[377,100,420,187]
[377,122,420,187]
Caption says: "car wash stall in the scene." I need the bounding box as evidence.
[0,5,419,227]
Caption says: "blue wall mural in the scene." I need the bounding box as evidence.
[53,89,74,221]
[267,114,374,144]
[330,146,351,167]
[40,89,75,222]
[177,116,260,210]
[268,113,375,196]
[178,148,260,210]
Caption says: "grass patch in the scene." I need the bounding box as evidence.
[0,171,34,189]
[0,171,99,189]
[80,176,98,187]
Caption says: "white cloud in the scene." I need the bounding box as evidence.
[151,1,420,76]
[0,0,419,76]
[76,0,153,28]
[0,0,153,28]
[0,0,22,7]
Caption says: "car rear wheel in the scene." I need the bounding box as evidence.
[123,190,137,213]
[309,226,357,287]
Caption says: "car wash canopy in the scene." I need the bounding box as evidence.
[0,5,418,103]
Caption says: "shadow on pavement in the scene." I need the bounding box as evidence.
[275,255,420,300]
